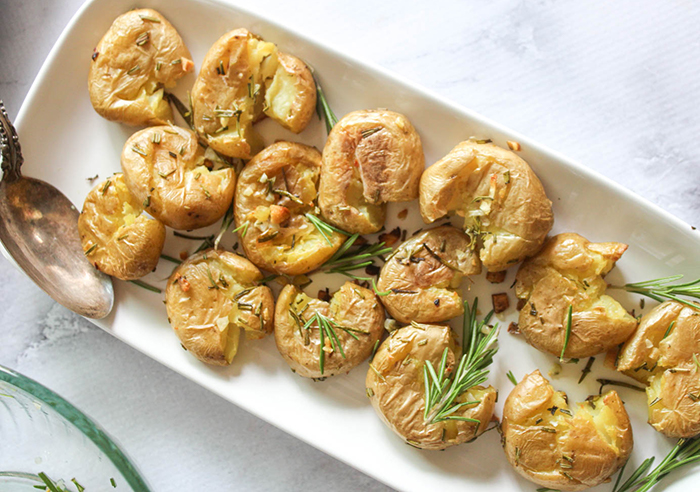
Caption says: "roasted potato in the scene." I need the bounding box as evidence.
[191,29,316,159]
[502,370,633,491]
[79,173,165,280]
[274,282,385,378]
[121,125,235,230]
[515,233,637,358]
[616,301,700,438]
[233,141,344,275]
[318,110,425,234]
[366,323,497,450]
[88,9,194,126]
[165,249,274,366]
[376,226,481,324]
[419,140,553,271]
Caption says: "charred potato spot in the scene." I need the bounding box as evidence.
[121,125,235,230]
[617,301,700,437]
[191,29,316,159]
[234,141,344,275]
[502,370,632,491]
[165,249,274,366]
[366,324,496,450]
[319,110,425,234]
[515,233,637,358]
[274,282,385,378]
[377,226,481,323]
[79,173,165,280]
[419,140,553,271]
[88,9,194,126]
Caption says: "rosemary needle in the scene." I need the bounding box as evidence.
[128,279,162,293]
[313,75,338,134]
[560,304,573,361]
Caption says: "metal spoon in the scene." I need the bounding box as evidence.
[0,101,113,319]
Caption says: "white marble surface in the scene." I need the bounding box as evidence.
[1,0,700,490]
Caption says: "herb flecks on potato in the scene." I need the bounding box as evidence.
[515,233,637,359]
[419,140,553,271]
[366,323,497,450]
[274,282,385,378]
[234,141,344,275]
[377,226,481,324]
[616,300,700,438]
[166,249,274,366]
[121,125,235,230]
[79,173,165,280]
[191,29,316,159]
[319,110,425,234]
[502,370,633,491]
[88,9,194,126]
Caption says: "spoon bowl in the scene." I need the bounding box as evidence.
[0,101,113,319]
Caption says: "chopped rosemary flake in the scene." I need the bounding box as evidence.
[361,127,382,138]
[117,234,129,241]
[127,64,140,75]
[579,357,595,384]
[663,320,676,339]
[689,394,700,402]
[139,14,161,22]
[168,150,177,159]
[136,32,150,46]
[274,188,304,205]
[219,60,226,75]
[128,280,161,293]
[156,60,162,71]
[71,478,85,492]
[152,132,162,144]
[214,125,229,134]
[143,196,151,208]
[504,171,511,184]
[560,304,573,361]
[132,145,148,156]
[158,169,176,178]
[171,58,182,65]
[214,108,240,118]
[257,229,279,243]
[649,397,661,407]
[111,477,117,488]
[101,179,111,194]
[559,408,573,416]
[201,185,211,199]
[179,145,185,155]
[418,339,428,346]
[84,244,97,256]
[366,388,374,398]
[540,427,557,433]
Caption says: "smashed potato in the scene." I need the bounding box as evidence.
[366,323,497,450]
[318,110,425,234]
[616,301,700,438]
[191,28,316,159]
[419,140,553,271]
[515,233,637,358]
[274,282,385,378]
[502,370,633,491]
[233,141,344,275]
[121,125,235,230]
[79,173,165,280]
[377,226,481,324]
[165,249,274,366]
[88,9,194,126]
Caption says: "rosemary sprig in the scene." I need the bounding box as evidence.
[37,472,61,492]
[560,304,573,361]
[128,279,162,293]
[611,274,700,309]
[301,311,369,375]
[423,298,499,425]
[323,233,392,274]
[313,75,338,134]
[305,213,347,246]
[613,437,700,492]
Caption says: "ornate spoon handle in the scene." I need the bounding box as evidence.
[0,101,23,182]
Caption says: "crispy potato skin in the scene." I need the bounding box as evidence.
[617,301,700,438]
[515,233,637,358]
[121,126,235,230]
[165,249,274,366]
[79,173,165,280]
[366,324,497,450]
[419,140,553,271]
[377,226,481,323]
[319,110,425,234]
[274,282,385,378]
[234,141,343,275]
[502,370,633,491]
[191,29,316,159]
[88,9,194,126]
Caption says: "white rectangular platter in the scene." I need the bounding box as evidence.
[10,0,700,490]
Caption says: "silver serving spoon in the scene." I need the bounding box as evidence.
[0,101,113,319]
